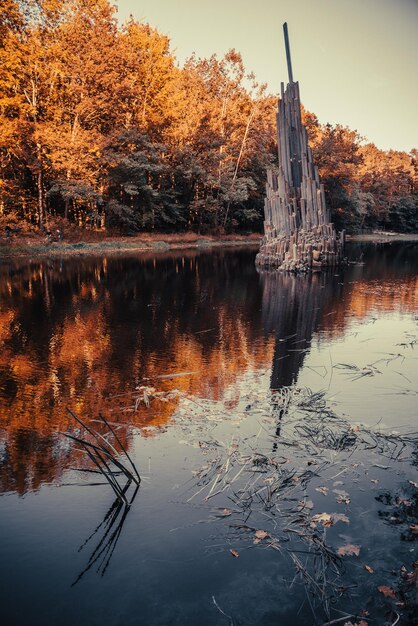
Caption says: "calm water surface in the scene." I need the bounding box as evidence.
[0,243,417,625]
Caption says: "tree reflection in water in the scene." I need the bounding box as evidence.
[0,244,417,621]
[0,243,417,495]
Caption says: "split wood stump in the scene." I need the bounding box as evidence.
[256,23,344,272]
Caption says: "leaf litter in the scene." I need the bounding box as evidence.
[171,379,418,623]
[129,347,418,625]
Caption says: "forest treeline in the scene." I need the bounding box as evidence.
[1,0,417,235]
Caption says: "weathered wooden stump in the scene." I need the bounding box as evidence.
[256,23,344,272]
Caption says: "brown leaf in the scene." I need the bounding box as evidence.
[253,530,269,544]
[378,585,396,598]
[336,495,351,504]
[409,480,418,489]
[337,544,360,556]
[311,512,349,528]
[363,564,374,574]
[315,486,329,496]
[409,524,418,533]
[311,512,333,527]
[229,549,239,558]
[397,498,412,507]
[218,508,232,517]
[254,530,269,539]
[298,499,314,509]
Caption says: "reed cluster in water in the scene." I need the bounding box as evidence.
[62,409,140,505]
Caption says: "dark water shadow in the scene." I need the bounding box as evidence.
[259,269,342,444]
[72,483,139,586]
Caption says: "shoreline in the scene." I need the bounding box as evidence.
[0,234,261,261]
[347,232,418,242]
[0,232,417,262]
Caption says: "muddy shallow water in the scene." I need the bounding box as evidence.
[0,242,417,625]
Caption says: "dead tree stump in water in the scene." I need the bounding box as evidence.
[256,23,344,272]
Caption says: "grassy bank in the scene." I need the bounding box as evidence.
[0,232,261,260]
[1,230,417,261]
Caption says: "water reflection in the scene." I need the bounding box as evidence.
[0,243,417,495]
[260,270,343,390]
[72,485,139,586]
[0,249,269,494]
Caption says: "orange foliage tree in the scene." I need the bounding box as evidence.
[0,0,416,234]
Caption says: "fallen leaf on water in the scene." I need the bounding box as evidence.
[311,513,333,527]
[363,564,374,574]
[311,512,349,527]
[409,524,418,533]
[337,544,360,556]
[409,480,418,489]
[378,585,396,598]
[401,562,418,586]
[316,486,329,496]
[397,498,413,507]
[217,508,232,517]
[253,529,269,544]
[229,549,239,558]
[298,499,314,510]
[370,479,379,484]
[336,494,351,504]
[254,530,269,540]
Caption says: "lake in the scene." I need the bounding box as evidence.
[0,242,417,625]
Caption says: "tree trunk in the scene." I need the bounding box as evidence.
[36,143,44,228]
[223,106,255,228]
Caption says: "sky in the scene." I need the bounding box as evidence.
[114,0,418,153]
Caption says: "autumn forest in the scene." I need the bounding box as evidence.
[1,0,417,236]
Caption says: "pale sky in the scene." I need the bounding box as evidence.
[115,0,418,152]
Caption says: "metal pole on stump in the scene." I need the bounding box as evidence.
[283,22,294,84]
